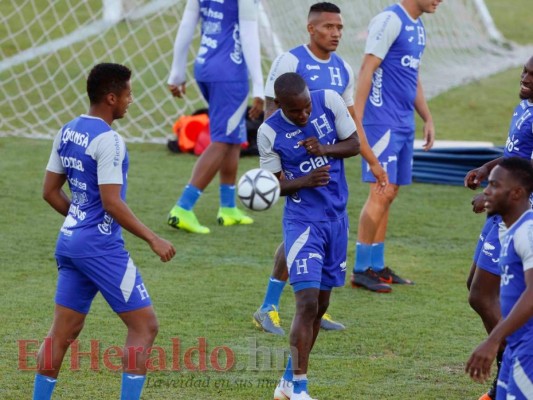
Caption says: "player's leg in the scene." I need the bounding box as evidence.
[373,132,415,285]
[254,242,287,335]
[274,220,327,400]
[86,253,156,400]
[33,256,96,400]
[117,306,158,399]
[352,126,399,292]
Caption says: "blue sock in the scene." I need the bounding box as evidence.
[260,277,286,311]
[282,355,293,382]
[177,184,202,210]
[219,184,236,208]
[293,375,308,395]
[354,242,372,273]
[120,373,146,400]
[371,242,385,271]
[33,373,57,400]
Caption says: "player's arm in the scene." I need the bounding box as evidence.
[239,0,264,120]
[347,105,388,189]
[464,156,504,190]
[167,0,200,98]
[466,224,533,383]
[354,54,381,124]
[414,77,435,151]
[43,130,70,216]
[99,185,175,262]
[42,171,69,216]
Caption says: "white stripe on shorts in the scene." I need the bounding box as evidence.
[513,358,533,397]
[287,226,310,274]
[120,257,137,302]
[225,95,248,136]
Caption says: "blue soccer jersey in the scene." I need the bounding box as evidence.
[46,115,128,258]
[363,3,426,131]
[257,89,356,221]
[193,0,248,83]
[265,44,355,107]
[503,100,533,160]
[499,210,533,355]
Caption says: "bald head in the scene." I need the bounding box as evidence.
[274,73,311,127]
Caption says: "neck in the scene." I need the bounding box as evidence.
[307,43,331,61]
[88,105,113,126]
[502,203,531,228]
[401,0,423,20]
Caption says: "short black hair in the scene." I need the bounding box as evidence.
[87,63,131,104]
[274,72,308,100]
[309,2,341,16]
[499,157,533,194]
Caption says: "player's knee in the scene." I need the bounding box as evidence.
[296,297,319,320]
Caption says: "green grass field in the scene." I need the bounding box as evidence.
[1,1,532,399]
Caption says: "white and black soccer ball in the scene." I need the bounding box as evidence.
[237,168,280,211]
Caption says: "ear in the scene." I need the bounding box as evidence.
[510,185,527,201]
[105,92,117,106]
[274,98,280,108]
[307,23,314,35]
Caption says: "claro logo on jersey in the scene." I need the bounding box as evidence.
[401,54,421,70]
[299,155,329,173]
[370,67,383,107]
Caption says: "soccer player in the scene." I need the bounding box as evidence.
[166,0,264,234]
[33,63,176,400]
[350,0,442,293]
[465,157,533,400]
[253,1,388,335]
[464,55,533,400]
[258,72,360,400]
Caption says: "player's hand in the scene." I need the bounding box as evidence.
[464,166,488,190]
[465,339,499,383]
[148,236,176,262]
[422,119,435,151]
[304,165,331,187]
[299,137,325,156]
[168,83,186,98]
[471,193,486,214]
[369,162,389,193]
[248,97,264,120]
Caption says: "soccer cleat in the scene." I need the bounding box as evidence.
[217,207,254,226]
[320,313,345,331]
[478,373,497,400]
[350,269,392,293]
[273,378,293,400]
[167,206,210,234]
[376,266,414,285]
[478,392,493,400]
[292,392,317,400]
[253,306,285,335]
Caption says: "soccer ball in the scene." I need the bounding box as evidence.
[237,168,280,211]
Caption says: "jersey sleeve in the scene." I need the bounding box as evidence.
[167,0,200,86]
[86,131,126,185]
[239,0,264,99]
[257,123,282,173]
[514,220,533,271]
[324,90,356,140]
[264,52,299,98]
[364,11,402,60]
[341,60,355,107]
[46,129,65,174]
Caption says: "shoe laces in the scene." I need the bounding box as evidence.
[322,313,334,322]
[267,307,282,327]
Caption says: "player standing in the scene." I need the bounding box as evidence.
[466,157,533,400]
[32,63,176,400]
[350,0,442,293]
[464,55,533,400]
[258,72,359,400]
[167,0,264,234]
[253,1,387,335]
